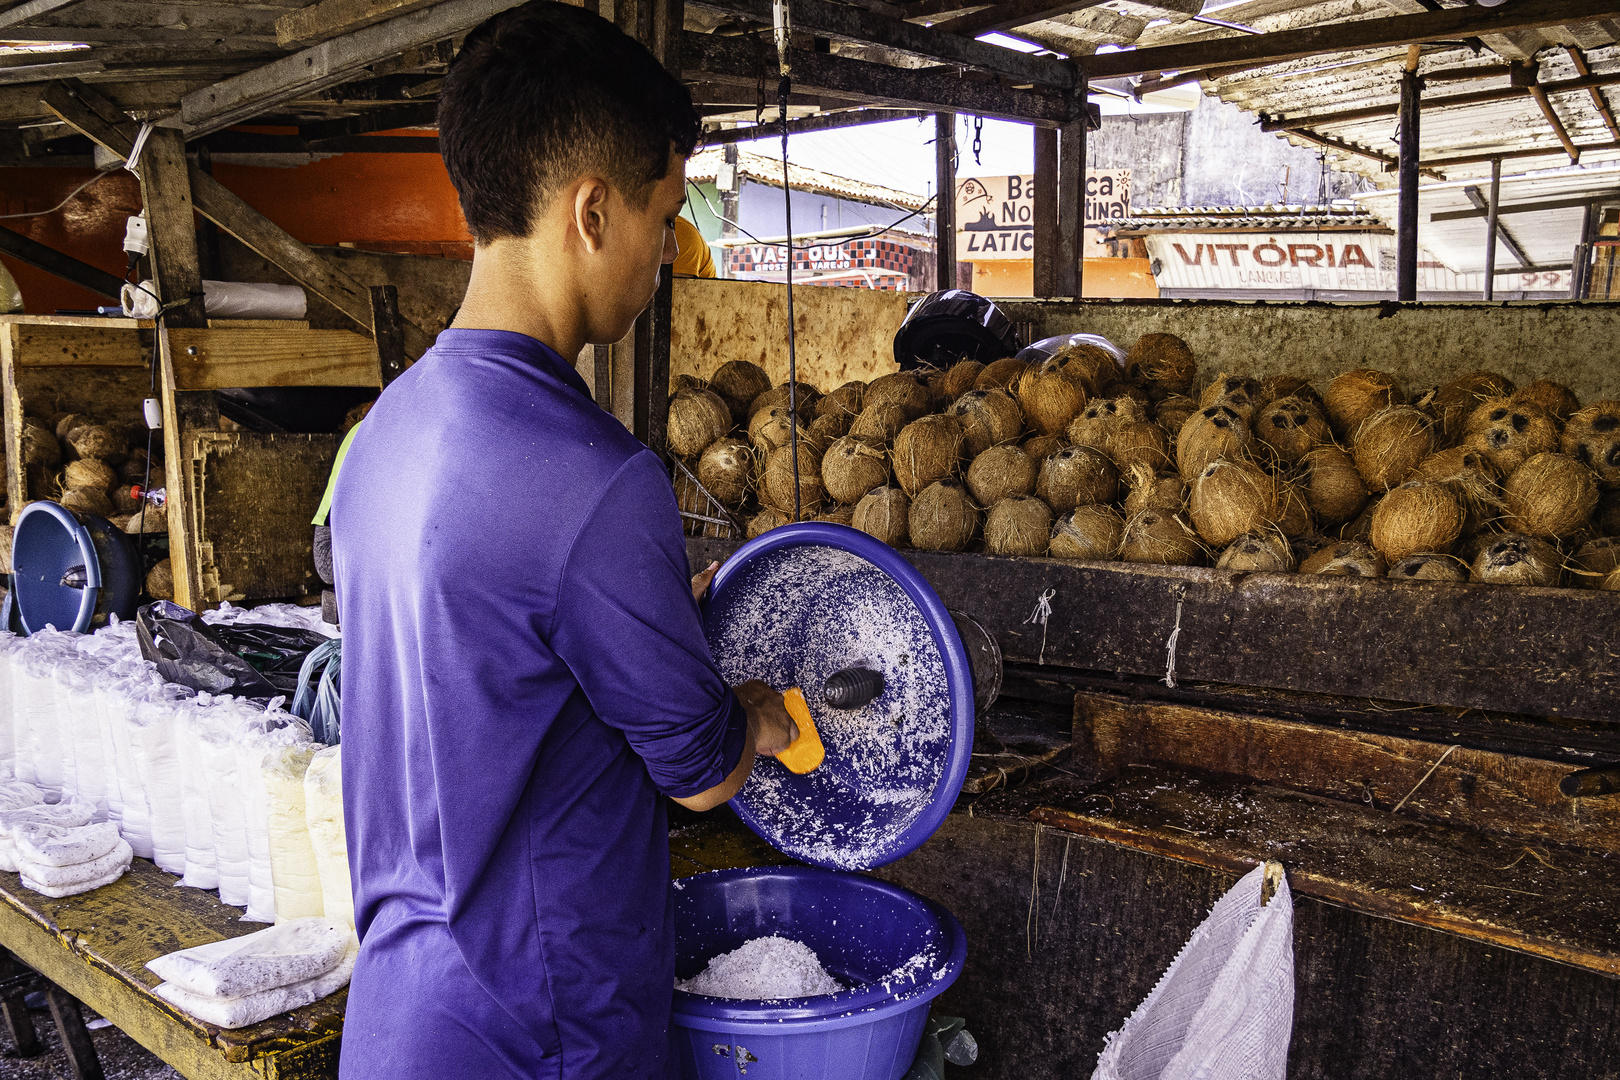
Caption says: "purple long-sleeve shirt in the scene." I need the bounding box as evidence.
[331,328,747,1079]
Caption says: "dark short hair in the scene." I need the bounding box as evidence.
[438,0,701,245]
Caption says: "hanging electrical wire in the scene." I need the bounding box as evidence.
[772,0,801,522]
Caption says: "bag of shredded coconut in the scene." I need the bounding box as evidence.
[303,745,351,930]
[52,656,108,821]
[0,633,22,777]
[195,704,252,908]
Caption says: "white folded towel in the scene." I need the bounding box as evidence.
[154,938,357,1029]
[146,917,350,999]
[20,838,132,889]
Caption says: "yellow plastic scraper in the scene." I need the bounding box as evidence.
[776,688,824,774]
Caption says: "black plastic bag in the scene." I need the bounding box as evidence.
[136,601,329,697]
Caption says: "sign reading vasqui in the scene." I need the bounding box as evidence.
[955,172,1130,261]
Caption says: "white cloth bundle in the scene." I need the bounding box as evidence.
[148,919,355,1030]
[0,796,96,873]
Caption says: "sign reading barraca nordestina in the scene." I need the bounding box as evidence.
[955,172,1131,261]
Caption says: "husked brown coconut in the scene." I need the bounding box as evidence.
[1463,398,1559,473]
[1041,345,1114,397]
[59,487,113,517]
[853,486,909,547]
[54,413,94,441]
[1369,481,1466,561]
[821,436,890,505]
[1217,531,1294,573]
[1124,333,1196,395]
[62,458,115,492]
[816,381,865,420]
[123,505,165,534]
[708,360,773,425]
[1067,397,1143,451]
[1189,457,1277,548]
[1120,509,1202,565]
[1037,445,1118,511]
[950,389,1023,457]
[1300,540,1385,577]
[1108,420,1172,474]
[1176,404,1250,479]
[966,444,1037,505]
[1153,394,1199,437]
[1353,406,1434,491]
[1573,537,1620,587]
[1600,490,1620,536]
[746,507,790,538]
[1273,479,1314,538]
[1325,369,1404,438]
[1471,533,1563,587]
[1259,374,1321,410]
[1050,505,1123,560]
[762,444,824,517]
[909,479,980,551]
[1430,371,1515,445]
[1336,494,1381,544]
[119,450,151,483]
[145,558,174,601]
[672,470,708,516]
[1017,370,1085,437]
[1389,553,1468,582]
[1021,434,1067,464]
[1124,466,1185,516]
[20,425,60,468]
[985,495,1053,556]
[670,373,705,394]
[1560,401,1620,487]
[1098,380,1151,409]
[975,357,1031,392]
[1512,379,1579,423]
[1198,373,1263,424]
[750,382,820,421]
[819,504,856,525]
[1503,452,1600,538]
[1255,396,1330,467]
[805,413,850,452]
[111,484,142,514]
[748,406,797,456]
[863,373,931,422]
[939,362,983,402]
[696,438,753,509]
[893,414,964,497]
[850,402,909,447]
[667,388,734,458]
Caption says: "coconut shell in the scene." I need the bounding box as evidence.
[1431,371,1515,445]
[697,438,754,509]
[1176,404,1250,479]
[1041,345,1113,397]
[1512,380,1579,424]
[816,381,865,421]
[805,413,849,452]
[1021,434,1067,464]
[1336,493,1383,544]
[1217,531,1294,573]
[818,504,856,526]
[145,558,175,601]
[1197,373,1262,424]
[974,357,1031,392]
[20,425,60,469]
[1560,401,1620,487]
[985,495,1053,556]
[1037,445,1118,512]
[1120,509,1202,566]
[966,445,1037,506]
[53,412,95,441]
[939,362,983,403]
[748,406,797,456]
[1067,397,1126,451]
[1389,553,1468,582]
[1470,533,1563,587]
[62,458,116,492]
[822,435,891,504]
[123,506,165,534]
[1107,420,1172,474]
[1255,396,1330,467]
[59,487,113,518]
[672,470,708,516]
[1300,444,1367,527]
[762,443,824,517]
[1153,394,1199,438]
[1369,481,1466,561]
[1325,369,1405,438]
[950,389,1023,457]
[1572,537,1620,587]
[853,486,909,547]
[1463,397,1560,473]
[1503,451,1600,539]
[1124,467,1185,517]
[1259,375,1321,411]
[1098,380,1152,410]
[892,414,963,497]
[120,450,152,483]
[863,373,931,422]
[66,424,126,463]
[1273,479,1314,538]
[110,484,142,514]
[1124,333,1196,395]
[1599,491,1620,536]
[1017,370,1084,438]
[1300,540,1385,577]
[850,402,909,447]
[1189,457,1277,548]
[709,360,773,425]
[669,373,705,395]
[746,507,790,539]
[908,479,979,551]
[667,388,732,459]
[1050,505,1123,561]
[1353,406,1434,491]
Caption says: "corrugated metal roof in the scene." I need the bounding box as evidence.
[1111,202,1385,231]
[686,147,930,210]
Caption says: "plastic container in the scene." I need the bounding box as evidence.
[11,502,139,635]
[672,866,965,1080]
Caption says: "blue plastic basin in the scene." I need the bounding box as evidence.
[672,866,966,1080]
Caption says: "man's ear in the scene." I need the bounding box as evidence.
[573,177,611,254]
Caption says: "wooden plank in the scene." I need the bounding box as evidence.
[1,325,25,525]
[166,328,381,390]
[0,0,89,30]
[276,0,440,48]
[158,334,210,612]
[7,323,144,367]
[207,319,312,330]
[930,0,1108,38]
[135,128,208,328]
[0,314,143,329]
[1084,0,1620,79]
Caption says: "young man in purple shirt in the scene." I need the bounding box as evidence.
[331,5,796,1076]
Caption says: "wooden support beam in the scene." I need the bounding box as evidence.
[929,0,1107,39]
[1567,45,1620,142]
[935,112,955,291]
[0,0,89,30]
[0,947,40,1058]
[1527,82,1581,163]
[1057,114,1081,298]
[1396,53,1420,302]
[1286,125,1445,181]
[1031,124,1057,297]
[0,225,123,299]
[1431,190,1620,223]
[45,987,104,1080]
[370,285,406,385]
[1422,140,1620,169]
[164,327,383,389]
[1085,0,1620,80]
[137,128,208,328]
[702,108,927,144]
[297,100,438,142]
[1260,69,1620,132]
[276,0,442,48]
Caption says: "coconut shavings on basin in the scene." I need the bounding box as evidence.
[678,936,844,1000]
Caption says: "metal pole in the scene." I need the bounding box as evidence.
[935,112,956,291]
[1396,56,1421,301]
[1483,156,1501,301]
[1574,201,1596,299]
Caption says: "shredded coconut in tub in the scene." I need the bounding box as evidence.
[678,936,843,1000]
[706,546,953,870]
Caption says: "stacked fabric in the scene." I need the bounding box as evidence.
[147,916,357,1029]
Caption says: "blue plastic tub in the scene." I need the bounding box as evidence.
[672,866,966,1080]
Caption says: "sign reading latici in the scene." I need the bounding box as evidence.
[954,172,1130,261]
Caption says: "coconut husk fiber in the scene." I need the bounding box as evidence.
[967,444,1037,505]
[53,412,95,441]
[853,486,909,547]
[1572,536,1620,587]
[1325,368,1404,439]
[746,506,790,539]
[1176,404,1250,479]
[59,487,113,518]
[123,505,165,534]
[1124,465,1186,517]
[1120,509,1202,565]
[762,443,824,517]
[1600,490,1620,536]
[1037,445,1118,511]
[20,425,60,469]
[816,381,865,421]
[1300,540,1385,577]
[1560,400,1620,487]
[1098,379,1152,410]
[697,438,754,509]
[1017,370,1085,437]
[670,373,705,395]
[939,362,983,402]
[850,402,909,447]
[1021,434,1067,465]
[1217,531,1294,573]
[1353,406,1434,491]
[1512,379,1580,424]
[667,388,733,459]
[673,470,708,516]
[1369,481,1466,562]
[1503,451,1600,538]
[1068,397,1130,451]
[893,414,964,497]
[985,495,1053,556]
[1189,457,1277,548]
[805,413,849,452]
[1124,333,1196,395]
[909,479,979,551]
[748,406,797,456]
[145,558,174,601]
[1430,371,1515,445]
[65,424,127,463]
[1107,420,1172,474]
[1041,345,1114,397]
[864,373,932,423]
[111,484,143,515]
[1389,553,1468,582]
[1471,533,1563,587]
[1255,396,1330,467]
[818,504,856,525]
[1273,479,1314,538]
[1153,394,1199,438]
[975,357,1031,392]
[1259,375,1321,411]
[822,435,891,504]
[750,382,821,422]
[1463,397,1560,473]
[62,458,116,492]
[950,389,1022,457]
[1198,373,1263,424]
[120,451,152,484]
[1050,504,1123,560]
[708,360,773,425]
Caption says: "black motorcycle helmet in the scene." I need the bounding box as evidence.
[892,289,1022,371]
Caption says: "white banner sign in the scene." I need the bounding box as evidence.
[956,171,1131,262]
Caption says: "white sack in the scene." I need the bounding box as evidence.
[146,916,350,998]
[153,938,356,1030]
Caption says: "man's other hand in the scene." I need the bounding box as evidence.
[690,560,719,602]
[733,679,798,757]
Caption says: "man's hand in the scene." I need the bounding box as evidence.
[733,679,798,757]
[690,560,719,602]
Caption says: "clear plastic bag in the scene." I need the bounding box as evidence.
[304,745,351,930]
[1015,332,1127,368]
